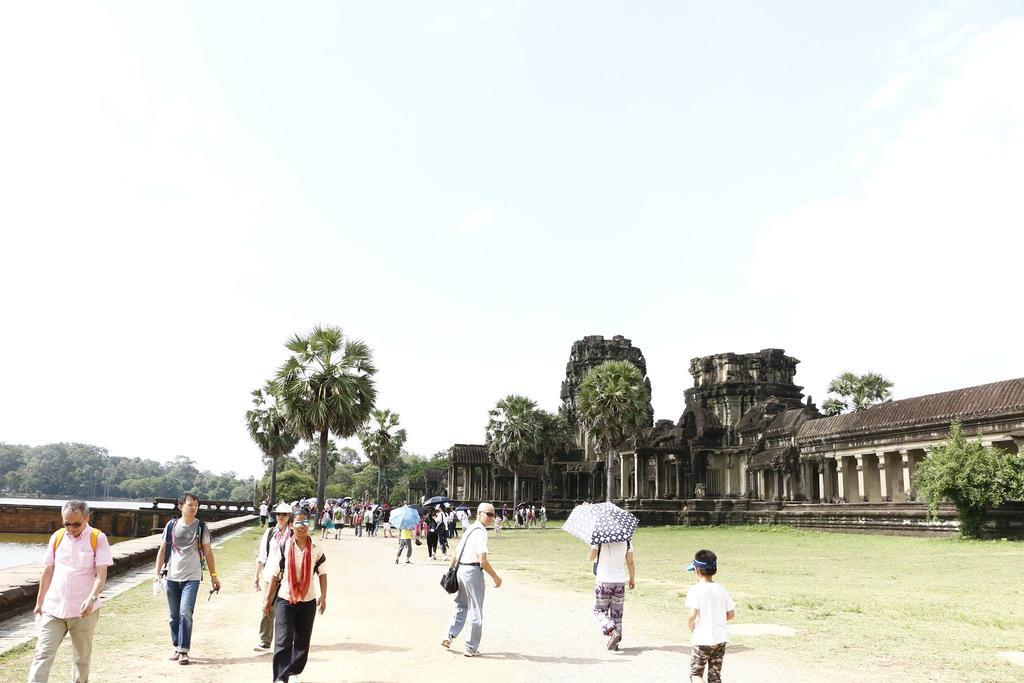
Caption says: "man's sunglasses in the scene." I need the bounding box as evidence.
[62,521,84,528]
[479,512,495,518]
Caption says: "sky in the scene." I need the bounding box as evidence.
[2,2,1023,479]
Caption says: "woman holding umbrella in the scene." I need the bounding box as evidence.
[563,502,638,651]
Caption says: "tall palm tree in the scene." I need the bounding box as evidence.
[577,360,651,502]
[276,325,377,506]
[245,382,299,504]
[486,395,541,513]
[536,410,574,509]
[358,408,407,501]
[823,371,894,415]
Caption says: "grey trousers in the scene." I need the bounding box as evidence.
[28,610,100,683]
[446,565,485,652]
[259,609,274,647]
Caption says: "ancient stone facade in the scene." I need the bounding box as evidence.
[446,337,1024,515]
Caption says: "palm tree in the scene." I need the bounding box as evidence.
[576,360,651,502]
[823,371,894,415]
[358,409,407,501]
[276,325,377,507]
[536,410,574,509]
[486,395,541,513]
[245,382,299,504]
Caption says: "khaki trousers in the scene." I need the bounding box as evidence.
[28,610,100,683]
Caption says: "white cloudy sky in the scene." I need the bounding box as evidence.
[2,2,1022,478]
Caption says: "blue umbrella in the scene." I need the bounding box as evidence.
[424,495,450,507]
[389,505,420,530]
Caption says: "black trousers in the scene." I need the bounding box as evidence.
[426,530,438,556]
[448,521,457,538]
[437,527,449,554]
[273,597,316,682]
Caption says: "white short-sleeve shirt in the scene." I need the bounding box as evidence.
[454,522,489,563]
[592,540,632,584]
[685,581,736,646]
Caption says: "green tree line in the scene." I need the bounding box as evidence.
[0,442,256,502]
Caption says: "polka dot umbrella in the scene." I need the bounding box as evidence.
[562,502,639,545]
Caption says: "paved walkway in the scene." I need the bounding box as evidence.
[3,527,843,682]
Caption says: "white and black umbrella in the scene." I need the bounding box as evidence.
[562,502,639,545]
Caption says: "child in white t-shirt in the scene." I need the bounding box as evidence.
[684,549,735,683]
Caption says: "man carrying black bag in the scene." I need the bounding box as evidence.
[440,502,502,657]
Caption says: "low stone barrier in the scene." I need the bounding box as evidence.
[0,515,256,623]
[0,502,254,537]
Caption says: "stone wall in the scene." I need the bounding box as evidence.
[0,503,253,538]
[0,514,257,622]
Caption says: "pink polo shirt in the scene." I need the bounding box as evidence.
[41,525,114,619]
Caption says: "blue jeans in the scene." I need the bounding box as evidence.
[165,579,200,653]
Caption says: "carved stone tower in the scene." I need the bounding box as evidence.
[682,348,805,448]
[560,335,654,458]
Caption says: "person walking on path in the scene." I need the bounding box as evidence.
[28,499,113,683]
[353,509,363,537]
[319,507,334,540]
[434,508,449,560]
[426,510,439,559]
[364,507,374,537]
[587,539,635,651]
[253,503,293,652]
[446,506,458,539]
[395,526,413,564]
[263,511,327,683]
[442,502,502,657]
[332,505,344,540]
[153,492,221,666]
[685,549,735,683]
[259,499,269,527]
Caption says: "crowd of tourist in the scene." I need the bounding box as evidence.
[27,494,735,683]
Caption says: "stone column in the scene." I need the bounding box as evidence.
[633,455,640,500]
[854,455,866,502]
[836,457,846,502]
[620,455,626,500]
[876,452,889,502]
[901,451,914,502]
[739,457,748,496]
[724,456,733,497]
[654,455,661,499]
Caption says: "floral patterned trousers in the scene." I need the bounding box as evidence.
[593,582,625,636]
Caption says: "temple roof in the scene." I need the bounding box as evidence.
[764,407,820,439]
[450,444,490,464]
[796,378,1024,441]
[748,446,793,470]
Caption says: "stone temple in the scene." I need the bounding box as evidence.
[445,335,1024,535]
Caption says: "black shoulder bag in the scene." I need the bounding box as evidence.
[441,527,480,594]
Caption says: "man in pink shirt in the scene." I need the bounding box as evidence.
[29,499,114,683]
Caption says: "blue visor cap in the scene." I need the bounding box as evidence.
[685,558,717,573]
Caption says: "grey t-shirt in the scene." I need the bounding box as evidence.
[166,518,212,581]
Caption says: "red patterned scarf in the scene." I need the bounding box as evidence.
[286,538,312,604]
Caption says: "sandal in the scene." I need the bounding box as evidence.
[179,654,190,665]
[441,638,451,649]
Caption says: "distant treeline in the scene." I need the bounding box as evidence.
[0,442,256,502]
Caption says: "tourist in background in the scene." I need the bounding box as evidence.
[28,499,113,683]
[446,505,458,539]
[395,525,413,564]
[153,492,221,666]
[253,503,293,653]
[588,539,635,651]
[539,505,547,528]
[441,502,502,657]
[263,511,327,683]
[258,498,269,527]
[332,504,344,539]
[426,509,439,559]
[319,506,333,540]
[353,509,363,537]
[364,506,374,537]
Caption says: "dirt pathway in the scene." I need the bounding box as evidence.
[78,529,849,682]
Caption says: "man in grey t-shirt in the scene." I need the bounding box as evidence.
[153,493,220,665]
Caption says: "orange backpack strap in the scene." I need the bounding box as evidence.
[53,528,100,554]
[52,528,66,553]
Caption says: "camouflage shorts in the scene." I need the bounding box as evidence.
[690,642,726,682]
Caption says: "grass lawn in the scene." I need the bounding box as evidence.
[0,526,263,679]
[489,524,1024,682]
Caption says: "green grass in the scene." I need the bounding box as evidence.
[0,526,263,678]
[488,524,1024,681]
